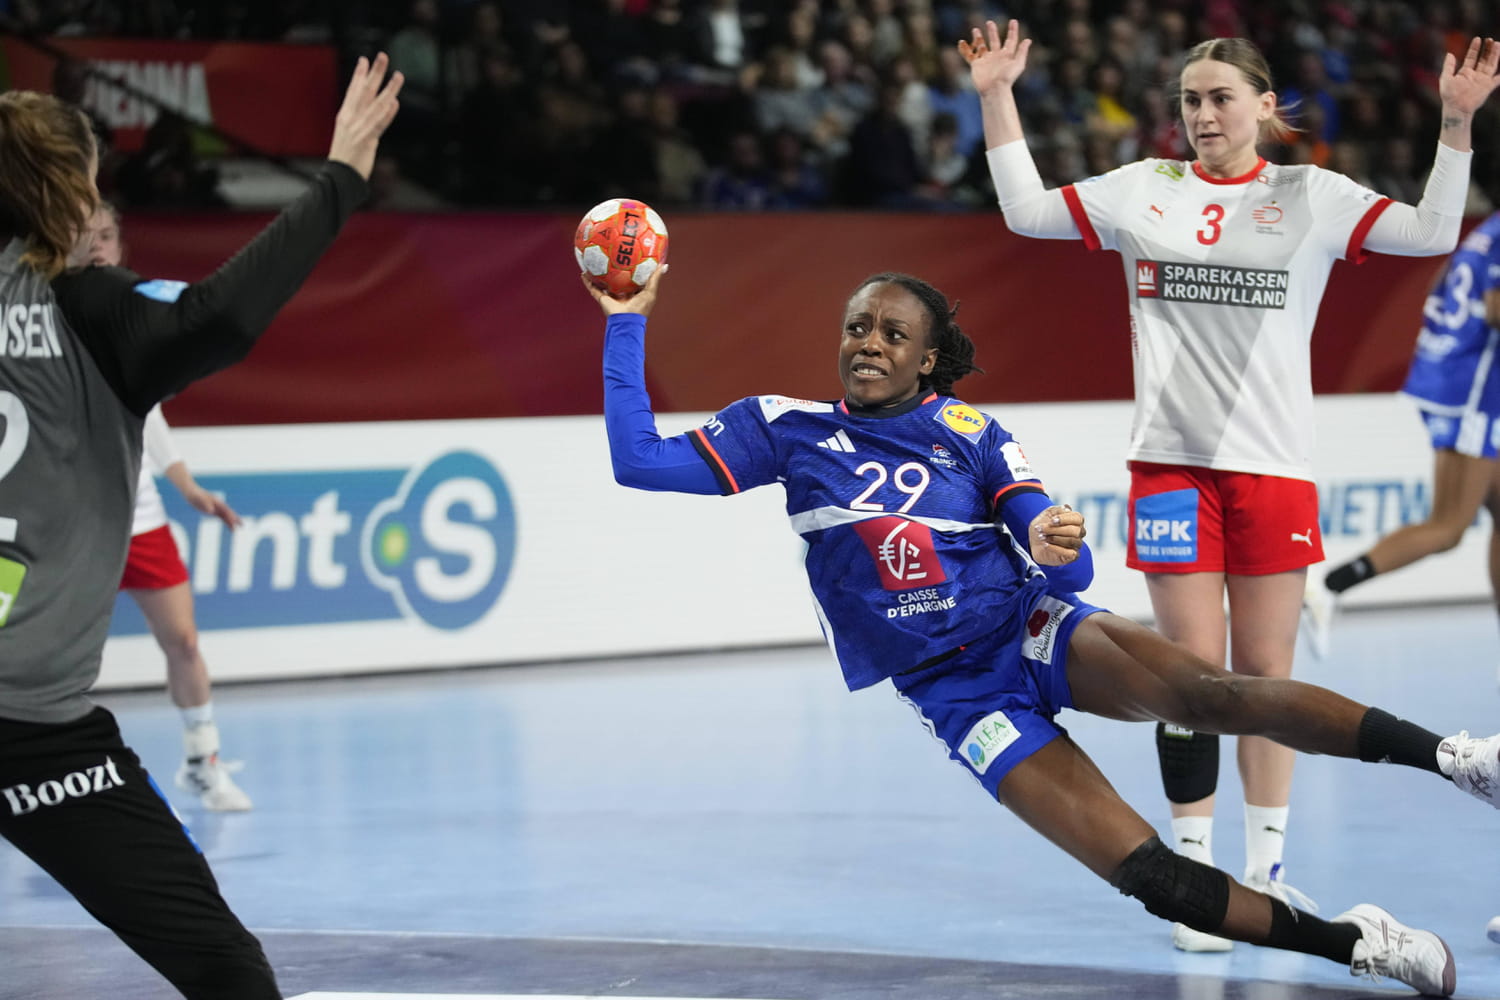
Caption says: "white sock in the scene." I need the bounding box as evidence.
[1244,803,1289,877]
[1170,815,1215,865]
[181,701,214,729]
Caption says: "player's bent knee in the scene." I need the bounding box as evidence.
[1109,836,1230,933]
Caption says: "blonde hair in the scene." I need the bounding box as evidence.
[0,91,98,278]
[1180,38,1299,144]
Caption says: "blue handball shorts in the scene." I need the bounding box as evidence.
[1416,403,1500,459]
[891,588,1106,799]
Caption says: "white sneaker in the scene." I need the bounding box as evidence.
[175,755,253,811]
[1172,921,1234,952]
[1299,572,1337,661]
[1243,863,1318,913]
[1334,903,1455,997]
[1437,731,1500,808]
[176,721,253,812]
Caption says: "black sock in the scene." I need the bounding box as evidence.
[1357,707,1445,774]
[1265,896,1363,962]
[1326,556,1375,594]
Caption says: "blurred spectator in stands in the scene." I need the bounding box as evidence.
[845,76,923,208]
[1103,14,1155,105]
[778,5,825,91]
[766,126,829,208]
[904,6,942,82]
[691,0,763,85]
[1283,101,1331,169]
[866,0,905,68]
[594,84,660,202]
[1326,139,1376,189]
[367,153,448,211]
[929,46,984,161]
[890,53,933,158]
[572,0,653,87]
[532,40,612,203]
[1086,57,1137,148]
[754,47,820,140]
[447,2,510,100]
[918,111,984,209]
[385,0,446,188]
[809,39,874,161]
[650,88,707,206]
[1122,84,1185,162]
[458,45,536,205]
[1279,49,1343,143]
[642,0,697,80]
[1371,135,1423,204]
[114,111,225,209]
[1051,55,1095,130]
[700,129,775,209]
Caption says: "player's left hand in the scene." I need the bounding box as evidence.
[1030,504,1085,566]
[582,262,667,318]
[1439,36,1500,114]
[185,485,242,530]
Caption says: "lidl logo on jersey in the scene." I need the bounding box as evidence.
[109,450,515,634]
[1134,488,1198,563]
[1134,260,1288,308]
[937,404,987,436]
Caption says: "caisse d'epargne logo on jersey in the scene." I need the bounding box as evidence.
[1135,260,1289,308]
[109,451,515,634]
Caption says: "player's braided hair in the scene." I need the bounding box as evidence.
[854,272,983,397]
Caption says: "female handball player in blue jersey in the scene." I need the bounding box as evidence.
[586,264,1500,997]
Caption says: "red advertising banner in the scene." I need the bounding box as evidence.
[0,38,337,155]
[104,211,1447,427]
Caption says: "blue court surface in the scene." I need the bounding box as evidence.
[3,603,1500,999]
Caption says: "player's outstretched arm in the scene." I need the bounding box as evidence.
[960,19,1030,151]
[1437,36,1500,153]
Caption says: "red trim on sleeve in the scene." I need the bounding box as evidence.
[991,481,1045,508]
[691,427,740,494]
[1060,185,1101,251]
[1345,197,1394,264]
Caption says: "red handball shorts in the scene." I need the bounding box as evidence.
[119,524,190,590]
[1127,461,1323,575]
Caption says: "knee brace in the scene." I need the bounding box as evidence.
[1156,723,1219,803]
[1109,836,1230,932]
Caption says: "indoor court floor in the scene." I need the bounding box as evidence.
[4,603,1500,999]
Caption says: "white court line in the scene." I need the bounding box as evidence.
[289,995,796,1000]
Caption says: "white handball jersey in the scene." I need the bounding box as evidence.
[131,404,180,536]
[1065,157,1390,481]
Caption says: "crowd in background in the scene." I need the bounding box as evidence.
[5,0,1500,212]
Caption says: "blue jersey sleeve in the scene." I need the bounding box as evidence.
[978,418,1095,593]
[685,396,783,494]
[603,313,720,494]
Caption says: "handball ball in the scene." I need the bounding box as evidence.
[574,198,669,298]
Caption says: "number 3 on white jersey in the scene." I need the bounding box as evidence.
[0,391,30,542]
[851,461,930,513]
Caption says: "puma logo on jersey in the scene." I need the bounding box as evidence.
[1262,825,1285,836]
[1149,204,1165,218]
[817,430,856,453]
[3,756,125,815]
[1290,529,1313,546]
[1179,836,1206,847]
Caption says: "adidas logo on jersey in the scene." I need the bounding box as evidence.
[817,430,856,453]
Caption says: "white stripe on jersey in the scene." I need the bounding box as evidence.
[789,505,1000,536]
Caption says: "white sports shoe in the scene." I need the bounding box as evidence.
[1437,731,1500,808]
[176,721,253,812]
[1243,863,1318,913]
[1172,922,1234,953]
[1334,903,1455,997]
[1299,572,1337,661]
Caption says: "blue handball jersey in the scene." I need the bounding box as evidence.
[1403,213,1500,410]
[687,391,1052,690]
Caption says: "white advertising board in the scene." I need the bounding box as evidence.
[97,395,1484,689]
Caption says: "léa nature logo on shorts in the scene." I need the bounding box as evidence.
[108,451,515,634]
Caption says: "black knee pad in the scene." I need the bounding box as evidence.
[1156,723,1219,803]
[1109,836,1231,932]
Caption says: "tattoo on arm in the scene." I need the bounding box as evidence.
[1442,114,1467,130]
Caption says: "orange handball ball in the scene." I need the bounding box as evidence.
[574,198,669,298]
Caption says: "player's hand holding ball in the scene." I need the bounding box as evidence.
[1030,504,1085,566]
[577,198,669,317]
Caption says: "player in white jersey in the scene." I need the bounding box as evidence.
[963,19,1500,952]
[74,204,251,812]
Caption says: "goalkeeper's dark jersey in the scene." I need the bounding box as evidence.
[0,163,367,724]
[689,391,1052,690]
